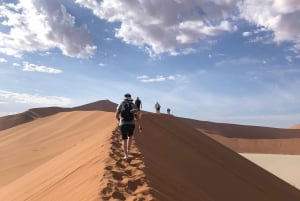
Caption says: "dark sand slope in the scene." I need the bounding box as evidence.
[135,113,300,201]
[0,100,117,131]
[182,118,300,154]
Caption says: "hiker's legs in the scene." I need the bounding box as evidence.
[120,124,135,158]
[127,124,135,153]
[120,125,129,158]
[128,136,133,153]
[123,139,128,156]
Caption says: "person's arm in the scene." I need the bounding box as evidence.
[115,105,121,121]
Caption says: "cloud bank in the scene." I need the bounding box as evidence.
[1,0,300,57]
[238,0,300,52]
[0,90,71,106]
[136,74,184,83]
[76,0,238,56]
[0,0,96,58]
[21,62,62,74]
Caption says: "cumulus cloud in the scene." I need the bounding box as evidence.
[238,0,300,51]
[22,62,62,74]
[2,0,299,58]
[136,74,184,83]
[242,32,251,37]
[13,62,20,66]
[0,0,96,58]
[75,0,238,56]
[0,89,71,106]
[0,58,7,63]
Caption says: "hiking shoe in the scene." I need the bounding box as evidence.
[124,155,128,160]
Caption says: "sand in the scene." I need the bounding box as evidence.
[0,106,300,200]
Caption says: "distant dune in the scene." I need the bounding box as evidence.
[0,100,117,131]
[1,103,300,200]
[290,124,300,129]
[182,118,300,154]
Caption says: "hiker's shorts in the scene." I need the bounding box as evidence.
[120,124,135,140]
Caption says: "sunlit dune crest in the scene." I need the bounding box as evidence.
[0,100,117,131]
[0,101,300,200]
[182,118,300,155]
[290,124,300,129]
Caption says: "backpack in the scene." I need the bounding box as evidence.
[121,101,134,121]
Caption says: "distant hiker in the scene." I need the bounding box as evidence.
[167,108,171,115]
[135,97,142,111]
[155,102,161,114]
[116,93,140,160]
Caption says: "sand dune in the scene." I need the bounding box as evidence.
[0,100,117,131]
[0,110,153,201]
[182,118,300,154]
[1,105,300,200]
[134,113,300,201]
[0,111,116,187]
[291,124,300,129]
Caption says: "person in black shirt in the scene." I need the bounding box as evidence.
[135,97,142,111]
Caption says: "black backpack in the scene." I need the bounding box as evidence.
[121,101,134,121]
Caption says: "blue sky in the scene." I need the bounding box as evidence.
[0,0,300,128]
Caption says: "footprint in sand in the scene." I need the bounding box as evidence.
[100,127,152,200]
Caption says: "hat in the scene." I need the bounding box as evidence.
[123,93,133,101]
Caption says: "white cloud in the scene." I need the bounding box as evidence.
[13,62,20,66]
[136,74,184,83]
[0,58,8,63]
[238,0,300,50]
[137,75,166,83]
[1,0,299,58]
[0,89,71,106]
[285,55,293,62]
[215,57,263,66]
[22,62,62,74]
[75,0,238,56]
[242,32,252,37]
[0,0,96,58]
[136,75,149,80]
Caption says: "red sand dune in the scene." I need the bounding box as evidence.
[182,118,300,154]
[1,103,300,200]
[290,124,300,129]
[134,113,300,201]
[0,100,117,131]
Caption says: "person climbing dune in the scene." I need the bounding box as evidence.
[116,93,141,160]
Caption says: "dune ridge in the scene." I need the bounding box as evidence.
[99,127,152,200]
[0,100,117,131]
[182,118,300,154]
[1,105,300,200]
[291,124,300,129]
[135,113,300,201]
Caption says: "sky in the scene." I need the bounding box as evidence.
[0,0,300,128]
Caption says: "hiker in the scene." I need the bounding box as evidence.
[116,93,140,160]
[167,108,171,115]
[155,102,161,114]
[135,97,142,111]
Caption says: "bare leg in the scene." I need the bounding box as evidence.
[128,136,133,154]
[123,139,128,158]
